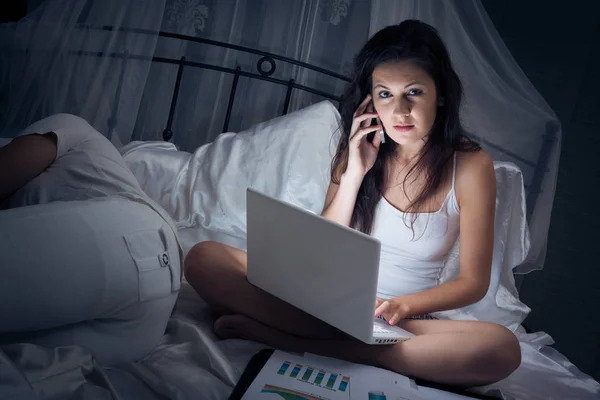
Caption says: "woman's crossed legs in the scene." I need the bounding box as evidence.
[184,241,521,387]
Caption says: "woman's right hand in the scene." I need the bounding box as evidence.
[345,94,383,179]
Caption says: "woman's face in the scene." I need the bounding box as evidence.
[371,60,439,147]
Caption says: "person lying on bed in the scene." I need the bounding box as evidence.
[184,19,521,387]
[0,117,182,366]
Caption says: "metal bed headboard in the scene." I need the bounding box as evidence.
[76,25,350,143]
[79,25,552,218]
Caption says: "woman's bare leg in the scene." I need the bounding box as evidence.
[184,241,346,339]
[215,314,521,387]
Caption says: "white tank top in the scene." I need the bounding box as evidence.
[372,153,460,299]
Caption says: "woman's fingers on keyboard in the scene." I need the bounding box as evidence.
[374,300,390,318]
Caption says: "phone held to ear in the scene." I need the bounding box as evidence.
[371,99,385,144]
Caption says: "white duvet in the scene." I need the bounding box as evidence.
[1,103,599,399]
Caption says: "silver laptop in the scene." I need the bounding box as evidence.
[246,188,414,345]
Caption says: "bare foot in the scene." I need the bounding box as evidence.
[214,314,303,352]
[214,314,253,340]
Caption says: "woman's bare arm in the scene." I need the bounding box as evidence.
[320,171,364,227]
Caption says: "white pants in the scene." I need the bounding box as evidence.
[0,198,180,366]
[0,114,181,366]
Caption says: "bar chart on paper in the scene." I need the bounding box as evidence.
[254,359,351,400]
[243,351,436,400]
[275,360,349,391]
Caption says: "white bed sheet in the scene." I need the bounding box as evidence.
[2,279,599,400]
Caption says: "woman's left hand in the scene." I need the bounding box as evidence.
[374,297,411,325]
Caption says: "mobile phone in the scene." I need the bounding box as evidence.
[370,98,385,144]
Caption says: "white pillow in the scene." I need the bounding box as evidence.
[170,100,341,252]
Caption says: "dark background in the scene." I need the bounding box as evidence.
[481,0,600,382]
[2,0,599,382]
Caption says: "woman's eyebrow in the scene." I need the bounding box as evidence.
[373,80,422,90]
[373,83,390,89]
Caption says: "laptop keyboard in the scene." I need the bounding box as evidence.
[373,323,395,334]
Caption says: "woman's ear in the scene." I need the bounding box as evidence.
[438,97,445,106]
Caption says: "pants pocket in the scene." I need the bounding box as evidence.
[124,226,179,302]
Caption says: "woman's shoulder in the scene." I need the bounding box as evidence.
[455,148,493,171]
[454,149,496,205]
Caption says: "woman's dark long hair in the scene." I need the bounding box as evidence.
[332,19,480,235]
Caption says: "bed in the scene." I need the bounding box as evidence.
[1,29,599,400]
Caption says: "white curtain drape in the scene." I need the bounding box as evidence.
[0,0,560,273]
[0,0,368,149]
[131,0,370,150]
[0,0,167,147]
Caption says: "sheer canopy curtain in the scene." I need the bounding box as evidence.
[131,0,370,150]
[0,0,167,147]
[0,0,369,149]
[370,0,561,275]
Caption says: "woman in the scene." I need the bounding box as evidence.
[0,114,182,366]
[185,20,521,386]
